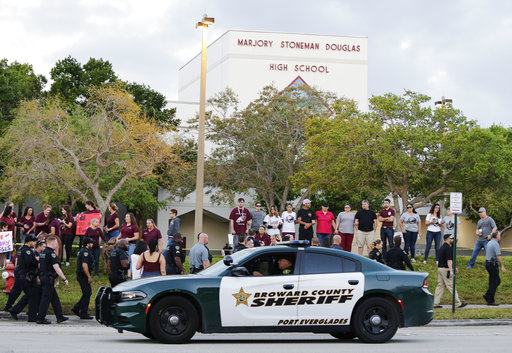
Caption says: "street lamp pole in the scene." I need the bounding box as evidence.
[194,15,214,240]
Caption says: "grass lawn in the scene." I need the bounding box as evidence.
[0,254,510,319]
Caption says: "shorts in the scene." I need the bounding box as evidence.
[356,230,375,248]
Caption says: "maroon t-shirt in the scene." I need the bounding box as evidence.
[21,215,35,235]
[49,219,61,237]
[60,215,74,236]
[85,227,106,248]
[83,209,100,214]
[120,224,139,243]
[34,212,49,235]
[229,207,252,234]
[255,233,271,246]
[379,208,395,227]
[106,212,119,229]
[142,227,162,243]
[0,216,15,235]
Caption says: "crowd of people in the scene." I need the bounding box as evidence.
[1,195,508,323]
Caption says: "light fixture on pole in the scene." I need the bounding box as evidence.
[435,96,453,135]
[194,14,214,239]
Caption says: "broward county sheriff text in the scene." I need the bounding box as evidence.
[250,288,355,307]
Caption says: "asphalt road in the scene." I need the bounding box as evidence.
[0,321,509,353]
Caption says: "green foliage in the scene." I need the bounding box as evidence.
[127,82,179,127]
[0,58,47,133]
[204,85,335,211]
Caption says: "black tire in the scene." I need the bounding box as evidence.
[142,332,155,340]
[150,296,198,344]
[330,331,356,340]
[352,297,399,343]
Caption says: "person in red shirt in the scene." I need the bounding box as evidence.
[229,198,252,236]
[85,218,106,277]
[20,207,36,242]
[103,203,120,241]
[255,225,271,246]
[315,203,336,247]
[142,219,163,253]
[378,198,396,256]
[117,213,139,256]
[60,206,75,267]
[34,204,52,236]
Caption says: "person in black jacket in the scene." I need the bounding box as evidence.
[385,236,414,271]
[369,239,384,264]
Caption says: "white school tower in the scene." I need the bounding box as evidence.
[158,29,368,250]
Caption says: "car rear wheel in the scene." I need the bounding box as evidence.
[150,296,198,344]
[330,331,355,340]
[352,297,399,343]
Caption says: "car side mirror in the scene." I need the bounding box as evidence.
[223,255,234,266]
[231,266,250,277]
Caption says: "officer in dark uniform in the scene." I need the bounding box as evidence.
[108,239,130,287]
[72,237,94,319]
[4,235,38,320]
[385,236,414,271]
[276,256,294,275]
[36,236,69,324]
[165,233,185,275]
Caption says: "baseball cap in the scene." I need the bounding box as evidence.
[25,235,37,243]
[478,207,486,213]
[444,233,454,240]
[303,199,311,205]
[322,202,329,207]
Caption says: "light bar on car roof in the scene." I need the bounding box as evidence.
[277,240,311,247]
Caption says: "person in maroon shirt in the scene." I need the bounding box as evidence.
[103,203,120,241]
[142,219,163,252]
[83,200,100,214]
[229,198,252,236]
[378,198,396,256]
[255,225,271,246]
[85,218,107,277]
[48,210,64,261]
[0,204,16,237]
[60,206,75,266]
[34,204,52,236]
[117,213,139,256]
[7,202,17,223]
[20,207,35,241]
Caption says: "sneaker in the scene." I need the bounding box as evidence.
[411,258,416,263]
[458,302,468,308]
[467,265,473,269]
[66,262,70,267]
[433,305,442,309]
[423,260,427,265]
[80,316,94,320]
[37,319,51,324]
[6,308,18,320]
[57,316,69,323]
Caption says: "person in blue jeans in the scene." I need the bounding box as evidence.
[378,199,395,256]
[468,207,497,268]
[424,203,443,264]
[399,203,422,262]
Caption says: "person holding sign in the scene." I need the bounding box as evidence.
[117,213,139,256]
[0,205,16,269]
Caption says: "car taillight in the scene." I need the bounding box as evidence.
[423,278,429,288]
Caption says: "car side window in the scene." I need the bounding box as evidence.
[301,252,358,274]
[240,252,297,276]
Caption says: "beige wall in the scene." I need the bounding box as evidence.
[179,212,230,250]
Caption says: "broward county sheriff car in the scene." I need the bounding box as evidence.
[95,241,433,343]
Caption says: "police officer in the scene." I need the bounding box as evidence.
[385,236,414,271]
[72,238,94,319]
[4,235,38,320]
[165,233,185,275]
[276,256,294,275]
[36,236,69,324]
[108,239,130,287]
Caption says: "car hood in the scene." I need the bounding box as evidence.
[112,274,201,291]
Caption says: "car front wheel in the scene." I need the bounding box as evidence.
[150,296,199,344]
[352,297,399,343]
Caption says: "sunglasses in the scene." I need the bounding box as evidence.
[407,206,413,209]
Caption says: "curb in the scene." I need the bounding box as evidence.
[428,319,512,327]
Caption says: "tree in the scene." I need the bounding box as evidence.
[203,85,335,211]
[299,91,475,215]
[0,58,47,133]
[0,85,188,216]
[49,56,179,127]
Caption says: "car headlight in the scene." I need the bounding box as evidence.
[119,290,147,301]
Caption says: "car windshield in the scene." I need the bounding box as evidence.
[198,250,252,277]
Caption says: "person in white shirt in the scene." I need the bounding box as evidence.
[130,241,147,280]
[264,205,282,241]
[424,203,444,264]
[281,204,297,240]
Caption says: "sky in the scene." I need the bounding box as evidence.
[1,0,511,127]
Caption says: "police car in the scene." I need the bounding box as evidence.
[95,241,433,344]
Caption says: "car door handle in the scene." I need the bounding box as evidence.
[283,284,294,290]
[348,280,359,285]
